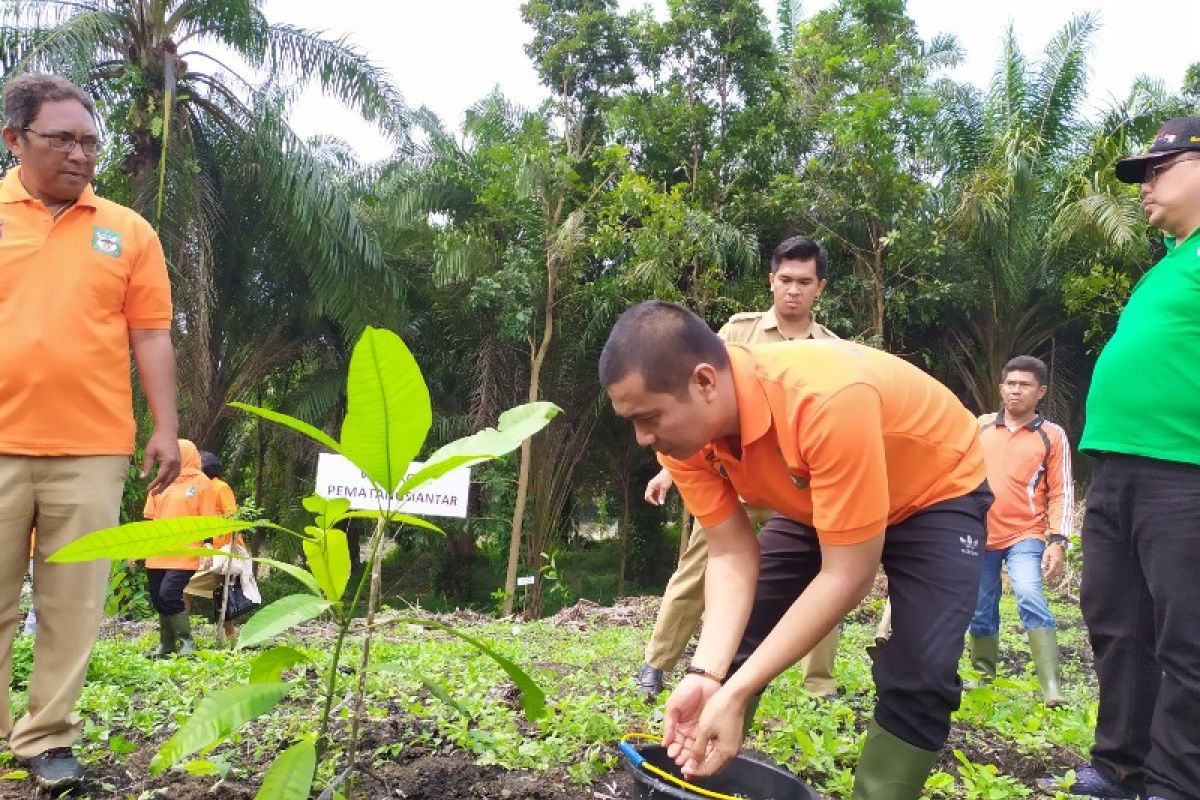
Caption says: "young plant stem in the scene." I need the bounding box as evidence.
[346,518,387,795]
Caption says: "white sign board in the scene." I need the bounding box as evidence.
[314,453,471,518]
[516,575,536,587]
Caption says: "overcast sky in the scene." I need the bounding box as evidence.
[259,0,1195,163]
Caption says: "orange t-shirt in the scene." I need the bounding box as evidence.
[661,341,988,545]
[144,442,218,570]
[0,169,172,456]
[211,477,241,550]
[977,412,1074,550]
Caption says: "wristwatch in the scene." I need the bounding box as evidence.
[1047,534,1068,547]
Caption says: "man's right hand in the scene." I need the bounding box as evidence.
[644,468,674,506]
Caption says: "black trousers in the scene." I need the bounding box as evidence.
[146,568,194,615]
[730,484,991,751]
[1082,453,1200,800]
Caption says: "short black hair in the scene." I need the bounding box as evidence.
[1001,355,1048,386]
[770,235,829,279]
[4,74,96,131]
[200,451,223,479]
[599,301,729,398]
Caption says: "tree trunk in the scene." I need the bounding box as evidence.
[502,253,558,616]
[678,507,692,562]
[871,245,886,344]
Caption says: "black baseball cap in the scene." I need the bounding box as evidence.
[1115,116,1200,183]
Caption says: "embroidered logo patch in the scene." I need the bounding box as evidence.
[185,485,197,499]
[92,226,122,257]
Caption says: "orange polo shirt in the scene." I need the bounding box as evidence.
[144,442,218,570]
[0,169,172,456]
[660,341,987,545]
[977,412,1074,550]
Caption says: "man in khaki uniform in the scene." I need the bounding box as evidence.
[636,235,842,698]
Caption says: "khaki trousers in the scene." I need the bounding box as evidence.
[0,455,127,758]
[644,520,841,696]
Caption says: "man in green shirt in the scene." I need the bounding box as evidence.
[1044,117,1200,800]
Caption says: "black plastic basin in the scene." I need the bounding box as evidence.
[620,743,820,800]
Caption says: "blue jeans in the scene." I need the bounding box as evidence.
[969,537,1055,636]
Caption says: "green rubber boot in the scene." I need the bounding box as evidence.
[850,720,939,800]
[169,612,195,657]
[155,613,176,658]
[965,634,999,688]
[1027,628,1066,707]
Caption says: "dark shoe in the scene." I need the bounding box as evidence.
[27,747,84,791]
[635,663,664,697]
[1035,764,1139,799]
[865,636,888,661]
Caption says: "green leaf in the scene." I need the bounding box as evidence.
[150,683,292,774]
[236,595,333,650]
[255,738,316,800]
[416,673,472,718]
[251,558,323,597]
[396,402,560,496]
[249,646,310,684]
[343,511,444,533]
[394,617,545,721]
[230,402,341,453]
[48,518,259,563]
[184,759,219,776]
[1,770,27,780]
[301,528,351,602]
[339,327,432,496]
[302,495,351,527]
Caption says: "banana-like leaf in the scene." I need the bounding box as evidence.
[150,683,293,774]
[230,402,341,453]
[254,738,316,800]
[236,595,333,650]
[396,402,560,496]
[252,558,323,597]
[339,326,432,496]
[249,646,310,684]
[301,527,351,603]
[48,518,259,563]
[394,617,545,721]
[343,510,444,533]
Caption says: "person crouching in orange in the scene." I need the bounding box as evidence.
[143,439,217,657]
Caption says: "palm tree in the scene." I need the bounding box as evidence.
[933,13,1143,412]
[1,1,410,447]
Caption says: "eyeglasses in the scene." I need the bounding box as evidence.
[1143,153,1200,183]
[21,127,102,157]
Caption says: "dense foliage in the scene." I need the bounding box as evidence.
[2,0,1196,610]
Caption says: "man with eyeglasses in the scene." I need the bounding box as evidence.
[1040,117,1200,800]
[0,74,179,791]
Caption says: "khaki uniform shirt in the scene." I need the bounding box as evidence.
[717,306,839,344]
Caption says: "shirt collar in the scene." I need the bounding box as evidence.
[0,167,98,208]
[993,408,1044,431]
[725,345,773,450]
